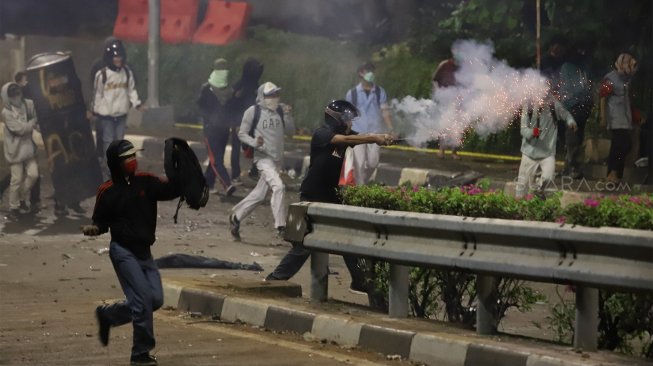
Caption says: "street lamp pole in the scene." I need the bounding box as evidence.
[146,0,160,108]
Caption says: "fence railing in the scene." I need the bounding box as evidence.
[284,202,653,351]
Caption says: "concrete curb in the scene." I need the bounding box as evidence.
[162,281,627,366]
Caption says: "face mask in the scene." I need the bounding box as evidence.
[209,70,229,88]
[264,97,280,110]
[363,71,375,83]
[123,159,138,176]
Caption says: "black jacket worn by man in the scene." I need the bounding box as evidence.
[91,142,180,259]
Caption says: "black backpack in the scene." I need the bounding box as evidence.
[241,104,285,152]
[164,137,209,223]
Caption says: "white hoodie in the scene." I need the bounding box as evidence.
[92,66,141,117]
[238,84,294,163]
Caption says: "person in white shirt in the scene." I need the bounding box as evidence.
[91,39,142,156]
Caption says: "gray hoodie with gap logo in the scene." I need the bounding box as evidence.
[238,84,295,163]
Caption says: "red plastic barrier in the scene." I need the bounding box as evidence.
[161,0,199,44]
[113,0,148,43]
[192,0,251,45]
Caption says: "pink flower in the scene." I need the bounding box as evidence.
[524,194,534,201]
[584,198,600,208]
[556,216,566,224]
[629,196,642,205]
[412,185,420,193]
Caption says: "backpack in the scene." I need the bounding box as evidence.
[99,65,132,86]
[164,137,209,223]
[349,85,381,108]
[241,104,285,154]
[527,103,559,129]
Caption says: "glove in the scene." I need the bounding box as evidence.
[81,224,100,236]
[533,127,540,138]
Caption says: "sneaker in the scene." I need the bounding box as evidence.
[348,282,368,296]
[6,209,20,221]
[29,201,42,214]
[130,353,157,365]
[276,226,286,239]
[248,165,259,179]
[226,185,236,197]
[95,305,110,346]
[69,202,86,214]
[54,203,68,216]
[19,201,29,212]
[229,214,241,242]
[231,177,243,186]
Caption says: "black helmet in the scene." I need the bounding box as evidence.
[103,39,126,66]
[325,100,359,134]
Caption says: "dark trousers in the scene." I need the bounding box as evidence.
[265,242,367,288]
[0,175,41,204]
[204,127,232,190]
[564,103,592,173]
[608,129,632,178]
[230,127,241,180]
[103,242,163,358]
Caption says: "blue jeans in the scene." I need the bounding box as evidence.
[204,127,232,190]
[104,242,163,358]
[98,115,127,157]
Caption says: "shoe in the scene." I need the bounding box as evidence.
[348,282,368,295]
[276,226,286,239]
[231,177,243,186]
[54,203,68,216]
[6,209,20,221]
[130,353,157,365]
[226,185,236,197]
[19,201,29,212]
[95,305,110,346]
[29,201,42,214]
[69,202,86,214]
[229,214,241,242]
[248,166,259,179]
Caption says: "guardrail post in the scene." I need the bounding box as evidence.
[388,264,409,318]
[476,275,498,334]
[310,251,329,302]
[574,286,598,351]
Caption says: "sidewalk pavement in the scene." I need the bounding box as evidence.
[161,276,647,366]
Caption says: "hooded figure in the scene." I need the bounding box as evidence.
[229,81,295,241]
[232,58,264,123]
[83,139,180,365]
[2,82,39,215]
[196,58,237,196]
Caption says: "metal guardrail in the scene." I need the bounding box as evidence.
[285,202,653,351]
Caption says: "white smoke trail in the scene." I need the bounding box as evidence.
[391,39,549,147]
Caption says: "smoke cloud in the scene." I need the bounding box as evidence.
[392,39,549,147]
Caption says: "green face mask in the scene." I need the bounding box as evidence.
[208,70,229,88]
[363,71,375,83]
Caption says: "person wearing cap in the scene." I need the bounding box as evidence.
[82,140,180,366]
[91,39,142,160]
[345,62,395,185]
[229,81,294,241]
[197,58,237,196]
[1,81,39,220]
[265,100,393,295]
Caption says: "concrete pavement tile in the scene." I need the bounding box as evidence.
[220,297,269,326]
[358,324,415,359]
[399,167,430,186]
[311,315,362,347]
[264,305,315,334]
[409,333,469,366]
